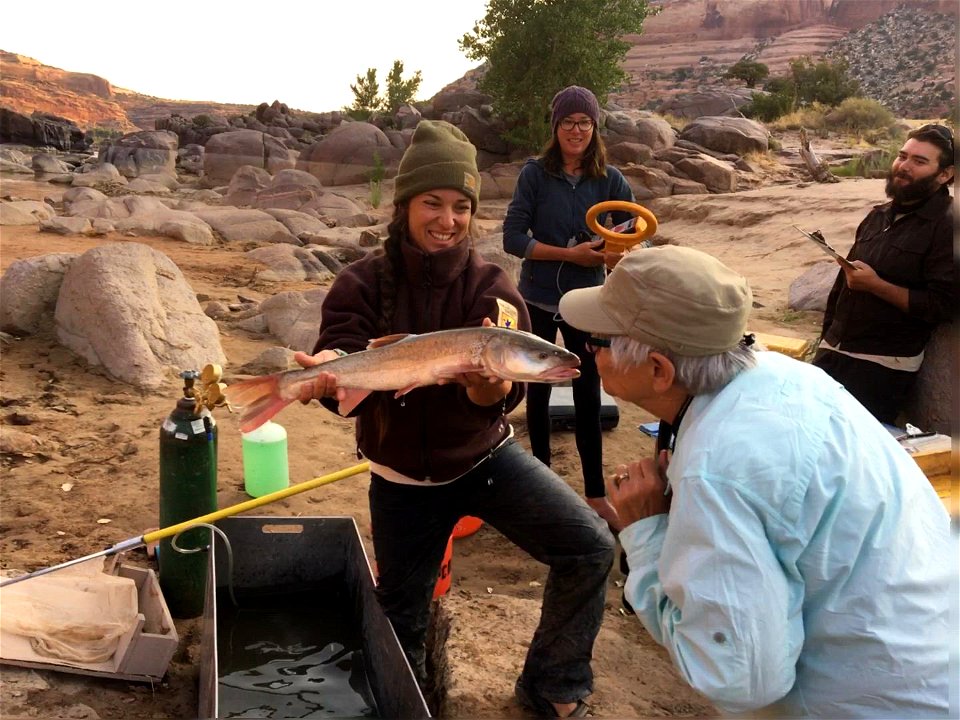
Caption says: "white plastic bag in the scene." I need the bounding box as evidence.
[0,558,138,663]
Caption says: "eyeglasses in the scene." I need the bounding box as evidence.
[914,124,954,154]
[585,336,611,354]
[559,118,594,132]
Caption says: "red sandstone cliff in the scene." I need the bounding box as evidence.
[611,0,956,112]
[0,51,252,133]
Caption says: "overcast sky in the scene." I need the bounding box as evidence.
[0,1,490,112]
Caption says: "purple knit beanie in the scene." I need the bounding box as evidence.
[550,86,600,130]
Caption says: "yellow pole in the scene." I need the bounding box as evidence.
[142,461,370,545]
[0,462,371,589]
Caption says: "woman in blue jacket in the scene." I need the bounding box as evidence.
[503,85,634,530]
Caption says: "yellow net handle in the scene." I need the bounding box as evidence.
[585,201,658,252]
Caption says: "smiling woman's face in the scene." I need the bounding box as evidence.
[557,112,594,162]
[407,188,473,253]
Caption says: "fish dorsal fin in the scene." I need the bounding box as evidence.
[367,333,415,350]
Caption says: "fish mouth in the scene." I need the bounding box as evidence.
[538,367,581,381]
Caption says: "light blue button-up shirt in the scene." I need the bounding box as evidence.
[622,352,953,718]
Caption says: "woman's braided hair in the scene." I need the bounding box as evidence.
[377,203,409,336]
[364,203,409,445]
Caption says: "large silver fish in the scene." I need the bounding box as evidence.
[224,327,581,433]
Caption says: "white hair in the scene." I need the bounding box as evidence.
[608,336,759,396]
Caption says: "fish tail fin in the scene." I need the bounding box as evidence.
[224,375,294,433]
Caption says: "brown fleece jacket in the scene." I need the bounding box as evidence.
[312,236,530,482]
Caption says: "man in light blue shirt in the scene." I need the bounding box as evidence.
[559,245,953,718]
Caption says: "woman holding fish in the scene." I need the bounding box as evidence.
[292,121,614,718]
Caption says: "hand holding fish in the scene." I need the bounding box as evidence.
[435,319,512,406]
[291,349,346,404]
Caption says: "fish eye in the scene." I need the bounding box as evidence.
[539,352,549,360]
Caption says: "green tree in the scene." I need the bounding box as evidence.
[460,0,654,151]
[384,60,423,116]
[744,90,794,122]
[726,58,769,88]
[744,76,797,121]
[347,68,382,121]
[789,57,859,107]
[745,58,859,122]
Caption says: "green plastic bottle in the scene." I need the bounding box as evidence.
[242,420,289,498]
[158,370,217,619]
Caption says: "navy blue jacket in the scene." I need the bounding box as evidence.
[503,158,634,307]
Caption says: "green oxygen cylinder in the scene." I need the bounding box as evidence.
[158,369,217,618]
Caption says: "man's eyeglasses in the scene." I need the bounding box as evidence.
[915,124,954,153]
[559,118,594,132]
[585,336,611,354]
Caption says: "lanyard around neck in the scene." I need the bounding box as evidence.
[656,394,694,455]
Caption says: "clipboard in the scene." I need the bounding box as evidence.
[792,225,856,270]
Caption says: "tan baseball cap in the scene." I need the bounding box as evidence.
[558,246,752,356]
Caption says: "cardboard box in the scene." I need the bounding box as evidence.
[899,433,956,516]
[900,433,952,477]
[753,332,811,360]
[0,564,178,682]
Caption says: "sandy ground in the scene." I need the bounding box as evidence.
[0,167,890,719]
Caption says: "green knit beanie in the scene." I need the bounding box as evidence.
[394,120,480,212]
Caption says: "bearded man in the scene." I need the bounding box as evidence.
[813,123,957,425]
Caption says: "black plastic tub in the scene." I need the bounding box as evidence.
[199,516,430,719]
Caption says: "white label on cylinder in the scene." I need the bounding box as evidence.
[162,419,177,433]
[174,432,189,440]
[191,419,206,434]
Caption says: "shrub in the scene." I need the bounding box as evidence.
[660,113,689,131]
[744,90,794,122]
[832,145,898,178]
[862,125,906,146]
[824,97,895,135]
[87,126,122,142]
[742,149,782,170]
[769,103,828,131]
[370,150,386,184]
[369,180,383,209]
[192,114,214,128]
[368,151,386,208]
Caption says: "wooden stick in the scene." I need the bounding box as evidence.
[799,127,839,183]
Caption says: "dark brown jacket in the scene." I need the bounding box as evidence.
[821,185,957,357]
[312,236,529,482]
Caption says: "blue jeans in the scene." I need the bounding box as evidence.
[369,439,615,703]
